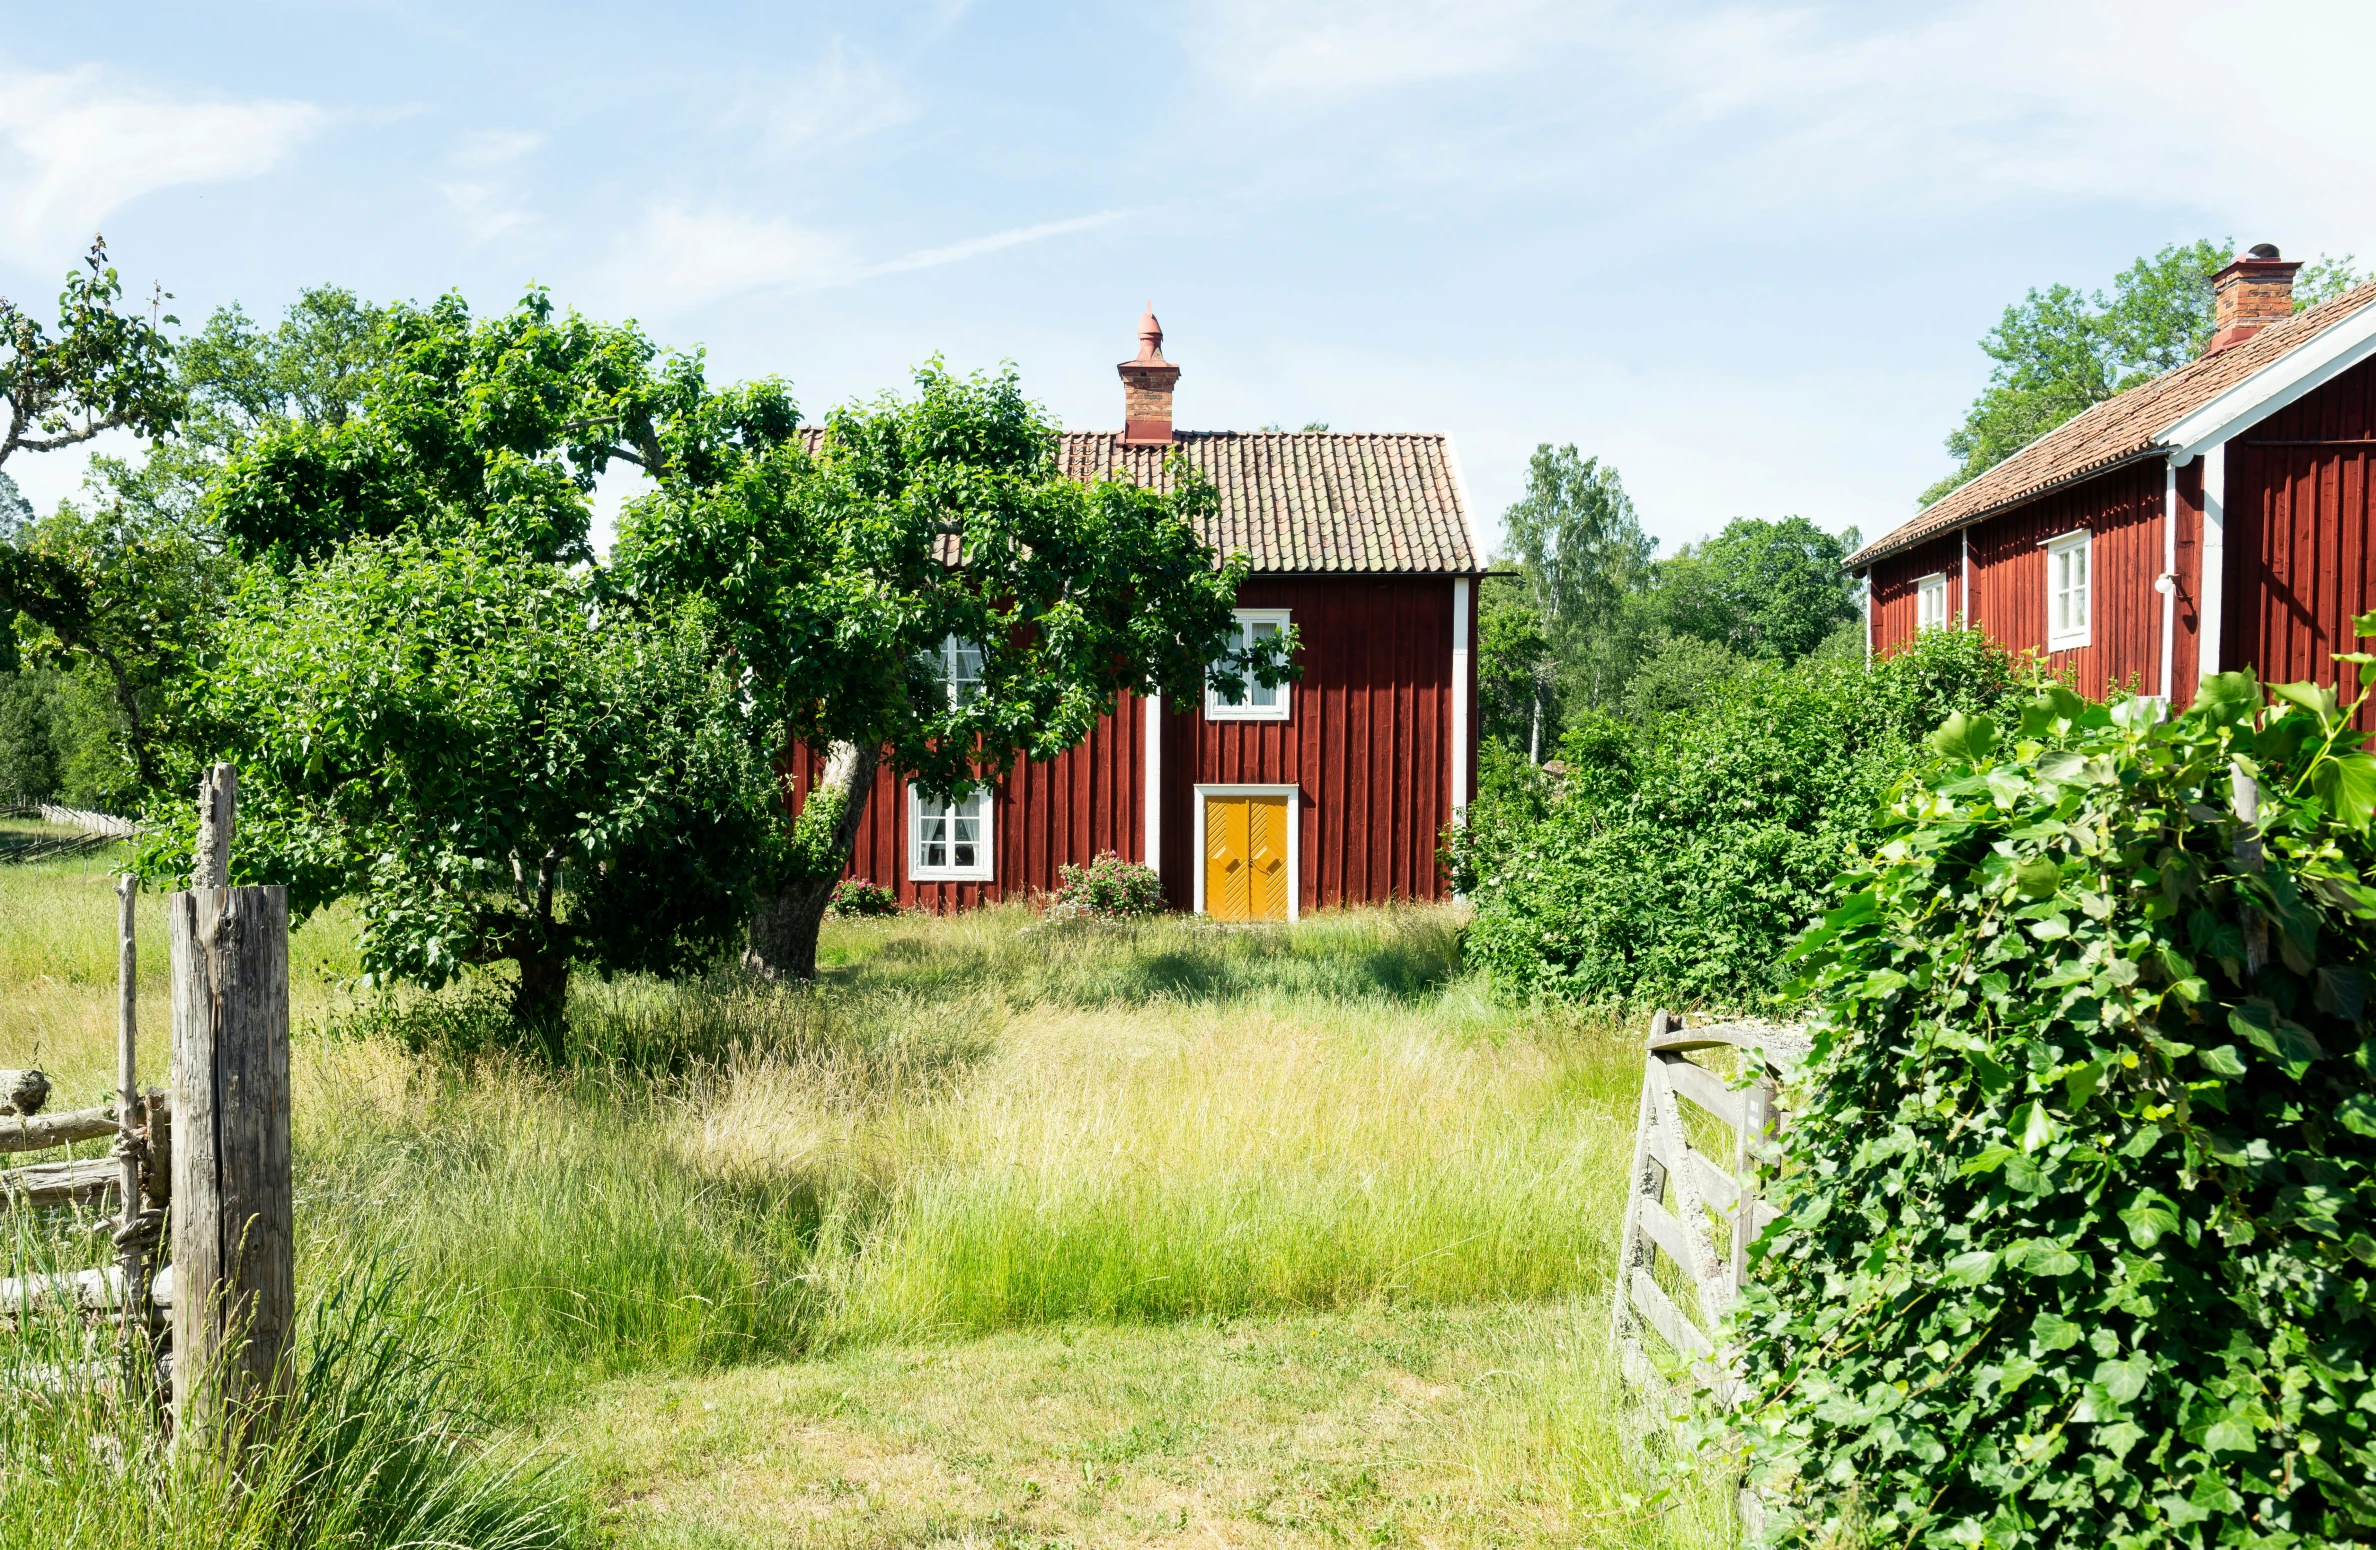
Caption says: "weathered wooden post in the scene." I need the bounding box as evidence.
[169,763,293,1440]
[113,875,159,1374]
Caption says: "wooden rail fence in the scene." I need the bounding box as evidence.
[1,764,293,1446]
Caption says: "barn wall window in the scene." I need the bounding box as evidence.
[2044,531,2091,651]
[921,636,984,708]
[1206,609,1292,721]
[1915,572,1949,632]
[910,785,992,880]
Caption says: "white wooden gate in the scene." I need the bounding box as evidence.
[1609,1009,1806,1404]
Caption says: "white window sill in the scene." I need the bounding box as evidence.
[2046,635,2091,653]
[911,869,992,883]
[1203,704,1291,722]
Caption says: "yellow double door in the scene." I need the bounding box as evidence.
[1203,794,1291,922]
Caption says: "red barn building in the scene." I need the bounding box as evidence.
[1851,247,2376,710]
[789,309,1483,920]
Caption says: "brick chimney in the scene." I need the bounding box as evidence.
[1118,303,1179,446]
[2202,243,2302,355]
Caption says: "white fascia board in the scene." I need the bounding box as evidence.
[1441,435,1486,571]
[2160,303,2376,463]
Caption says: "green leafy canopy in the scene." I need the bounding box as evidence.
[1732,645,2376,1547]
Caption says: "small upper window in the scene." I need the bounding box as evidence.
[910,785,992,880]
[1916,573,1949,632]
[920,636,984,708]
[2045,531,2091,651]
[1206,610,1292,721]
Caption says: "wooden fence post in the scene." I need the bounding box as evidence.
[169,763,292,1440]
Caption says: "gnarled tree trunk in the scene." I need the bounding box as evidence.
[745,740,879,982]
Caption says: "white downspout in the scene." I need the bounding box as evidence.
[2200,442,2227,681]
[1451,577,1472,820]
[1960,528,1972,624]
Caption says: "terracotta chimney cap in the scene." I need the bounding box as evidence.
[2203,243,2303,356]
[1118,301,1180,446]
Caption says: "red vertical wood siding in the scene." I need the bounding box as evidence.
[788,576,1465,914]
[1870,462,2165,700]
[2231,354,2376,713]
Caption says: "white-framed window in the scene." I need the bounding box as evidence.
[2044,531,2091,651]
[919,635,985,708]
[909,784,992,881]
[1205,610,1291,721]
[1916,572,1949,632]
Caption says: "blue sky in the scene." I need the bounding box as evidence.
[4,0,2374,557]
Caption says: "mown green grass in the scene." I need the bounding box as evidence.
[1,858,1733,1548]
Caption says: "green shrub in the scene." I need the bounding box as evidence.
[1734,671,2376,1547]
[828,878,900,917]
[1051,850,1163,919]
[1463,625,2020,1010]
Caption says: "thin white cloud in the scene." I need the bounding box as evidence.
[600,203,865,311]
[0,63,323,264]
[873,211,1125,275]
[727,38,918,155]
[600,202,1124,311]
[1187,0,1598,100]
[441,129,544,244]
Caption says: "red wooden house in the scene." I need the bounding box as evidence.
[792,309,1483,920]
[1851,246,2376,710]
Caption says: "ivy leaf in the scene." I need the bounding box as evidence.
[2312,750,2376,832]
[2017,1101,2057,1153]
[2194,671,2260,727]
[2008,1238,2082,1278]
[1960,1145,2017,1176]
[2272,680,2343,724]
[2197,1043,2248,1077]
[2354,609,2376,638]
[2094,1352,2151,1403]
[2230,1003,2281,1057]
[2119,1189,2180,1248]
[2338,1096,2376,1138]
[2202,1407,2260,1454]
[2064,1058,2109,1110]
[1929,711,1998,763]
[2030,1309,2083,1351]
[1943,1249,1998,1286]
[2014,858,2061,900]
[2316,965,2369,1022]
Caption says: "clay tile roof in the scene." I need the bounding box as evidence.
[796,427,1481,576]
[1849,279,2376,569]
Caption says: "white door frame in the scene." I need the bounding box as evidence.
[1191,783,1301,922]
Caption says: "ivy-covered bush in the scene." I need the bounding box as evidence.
[827,878,899,917]
[1050,850,1163,920]
[1463,626,2021,1010]
[1735,667,2376,1547]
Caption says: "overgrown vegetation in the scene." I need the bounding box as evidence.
[1462,626,2021,1010]
[2,857,1729,1547]
[1735,665,2376,1546]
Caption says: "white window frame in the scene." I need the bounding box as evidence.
[1191,784,1301,922]
[907,783,993,881]
[1915,572,1949,632]
[2043,530,2092,652]
[920,635,984,709]
[1205,609,1292,721]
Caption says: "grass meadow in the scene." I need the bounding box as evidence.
[0,849,1737,1548]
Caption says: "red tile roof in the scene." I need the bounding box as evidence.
[1849,280,2376,569]
[798,427,1480,575]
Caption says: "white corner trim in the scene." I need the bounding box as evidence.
[1143,690,1162,879]
[2160,302,2376,462]
[2159,459,2178,701]
[1450,578,1471,821]
[1960,528,1972,624]
[2199,442,2227,679]
[1190,784,1301,923]
[1441,434,1485,575]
